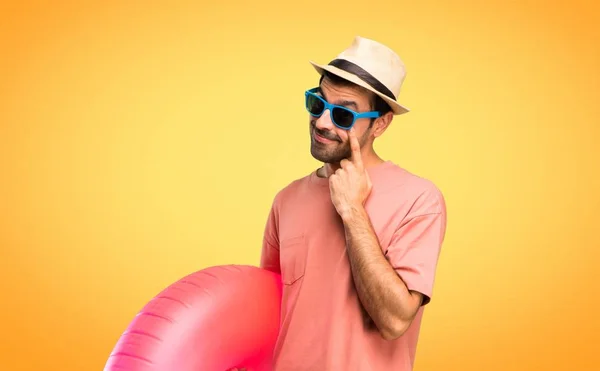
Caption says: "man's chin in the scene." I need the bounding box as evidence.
[310,147,345,164]
[310,147,328,163]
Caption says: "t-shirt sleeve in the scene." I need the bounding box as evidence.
[260,196,281,274]
[385,186,447,306]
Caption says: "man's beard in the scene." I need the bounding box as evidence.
[310,141,350,163]
[309,121,366,163]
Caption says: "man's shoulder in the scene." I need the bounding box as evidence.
[380,163,446,216]
[270,171,314,205]
[380,162,442,192]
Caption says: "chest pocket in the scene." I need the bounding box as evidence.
[279,234,308,285]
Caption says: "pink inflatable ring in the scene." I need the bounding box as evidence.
[104,265,282,371]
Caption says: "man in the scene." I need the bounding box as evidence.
[260,36,447,371]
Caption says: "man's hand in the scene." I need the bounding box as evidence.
[329,127,372,219]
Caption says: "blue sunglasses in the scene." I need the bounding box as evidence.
[304,87,381,130]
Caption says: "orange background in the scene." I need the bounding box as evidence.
[1,1,599,370]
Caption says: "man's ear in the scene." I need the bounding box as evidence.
[372,111,394,138]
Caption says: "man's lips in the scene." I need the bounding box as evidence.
[313,130,339,143]
[314,132,335,144]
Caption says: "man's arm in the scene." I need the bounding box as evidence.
[328,128,446,340]
[342,205,423,340]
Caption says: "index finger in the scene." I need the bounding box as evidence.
[348,127,363,168]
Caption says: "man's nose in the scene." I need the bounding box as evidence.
[315,109,335,131]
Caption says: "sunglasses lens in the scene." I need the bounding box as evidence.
[307,94,325,116]
[332,107,355,128]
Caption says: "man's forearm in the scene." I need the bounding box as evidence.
[341,205,422,340]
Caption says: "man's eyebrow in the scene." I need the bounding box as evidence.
[316,87,358,109]
[338,100,358,109]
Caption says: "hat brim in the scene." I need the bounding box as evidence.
[309,61,410,115]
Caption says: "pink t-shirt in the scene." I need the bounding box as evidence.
[260,161,447,371]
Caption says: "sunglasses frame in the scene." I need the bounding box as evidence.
[304,87,381,130]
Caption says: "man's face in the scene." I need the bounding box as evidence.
[309,78,375,164]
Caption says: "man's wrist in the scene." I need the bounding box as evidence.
[340,203,367,224]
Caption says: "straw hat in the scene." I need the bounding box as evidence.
[310,36,409,115]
